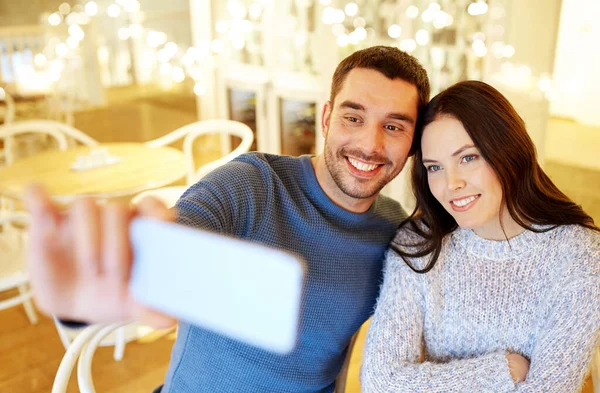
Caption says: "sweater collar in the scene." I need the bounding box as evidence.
[450,225,555,260]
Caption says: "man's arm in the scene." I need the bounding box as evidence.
[25,158,269,327]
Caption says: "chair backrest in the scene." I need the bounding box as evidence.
[0,120,99,165]
[51,322,129,393]
[145,119,254,185]
[0,211,30,291]
[182,120,254,184]
[0,91,16,124]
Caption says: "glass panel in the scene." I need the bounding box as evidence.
[227,87,258,151]
[279,98,316,156]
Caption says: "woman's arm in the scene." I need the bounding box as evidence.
[361,253,517,393]
[514,275,600,393]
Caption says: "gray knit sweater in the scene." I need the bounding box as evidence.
[361,224,600,392]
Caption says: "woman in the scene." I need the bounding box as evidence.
[361,80,600,392]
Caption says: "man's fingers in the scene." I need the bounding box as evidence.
[133,304,178,330]
[102,202,133,282]
[72,198,102,275]
[24,184,56,217]
[136,196,176,222]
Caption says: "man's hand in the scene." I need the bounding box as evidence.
[25,184,176,328]
[506,353,530,384]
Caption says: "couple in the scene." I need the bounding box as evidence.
[26,46,599,392]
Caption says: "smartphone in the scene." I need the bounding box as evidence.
[129,217,305,354]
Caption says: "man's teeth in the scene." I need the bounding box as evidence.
[348,157,379,172]
[452,195,478,207]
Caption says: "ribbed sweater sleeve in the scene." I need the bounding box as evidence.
[515,275,600,392]
[360,256,516,393]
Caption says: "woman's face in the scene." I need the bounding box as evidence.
[421,116,510,239]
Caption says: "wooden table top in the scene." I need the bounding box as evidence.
[0,143,187,201]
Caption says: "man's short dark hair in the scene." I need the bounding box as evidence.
[330,46,430,112]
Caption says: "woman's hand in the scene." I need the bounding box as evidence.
[506,353,530,384]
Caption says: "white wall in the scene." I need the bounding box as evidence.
[550,0,600,127]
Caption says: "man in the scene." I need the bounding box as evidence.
[26,46,429,392]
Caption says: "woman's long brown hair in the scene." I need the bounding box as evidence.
[393,80,598,273]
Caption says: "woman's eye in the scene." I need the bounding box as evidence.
[427,165,441,173]
[462,155,478,163]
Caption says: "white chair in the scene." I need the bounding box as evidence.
[0,211,37,324]
[52,322,153,393]
[134,120,254,207]
[0,119,98,165]
[0,90,16,124]
[145,119,254,185]
[0,92,16,164]
[52,317,137,363]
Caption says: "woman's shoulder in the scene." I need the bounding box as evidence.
[551,224,600,278]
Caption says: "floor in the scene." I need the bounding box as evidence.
[1,84,599,393]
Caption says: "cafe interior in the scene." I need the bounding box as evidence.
[0,0,599,392]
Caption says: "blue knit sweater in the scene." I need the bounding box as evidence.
[161,153,404,393]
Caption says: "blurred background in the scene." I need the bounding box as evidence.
[0,0,598,392]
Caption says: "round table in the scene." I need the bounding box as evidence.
[0,143,187,202]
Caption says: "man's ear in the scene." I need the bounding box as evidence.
[321,101,332,138]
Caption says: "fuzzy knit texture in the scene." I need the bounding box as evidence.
[161,152,405,393]
[361,223,600,393]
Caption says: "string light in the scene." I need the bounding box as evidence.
[34,54,47,67]
[415,29,429,46]
[66,36,80,48]
[388,24,402,39]
[406,5,419,19]
[353,17,365,28]
[194,82,207,96]
[502,44,515,58]
[59,3,71,15]
[84,1,98,16]
[68,24,85,40]
[399,38,416,53]
[332,24,346,36]
[35,0,542,101]
[472,39,487,57]
[48,13,62,26]
[56,43,69,57]
[107,4,121,17]
[336,34,349,47]
[468,1,488,16]
[345,3,358,17]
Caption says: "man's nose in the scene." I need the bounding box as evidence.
[357,125,385,156]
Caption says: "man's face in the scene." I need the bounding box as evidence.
[321,68,419,201]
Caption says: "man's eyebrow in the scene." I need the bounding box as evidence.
[339,101,415,124]
[388,113,415,125]
[339,100,365,111]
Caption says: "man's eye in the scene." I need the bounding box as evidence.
[384,125,402,131]
[346,117,359,122]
